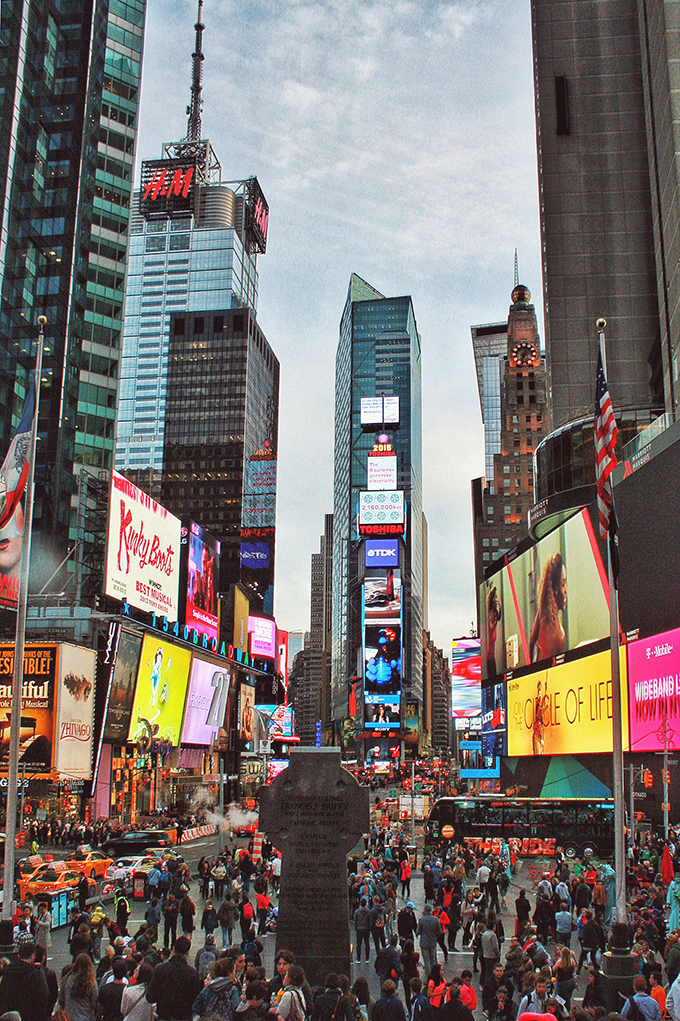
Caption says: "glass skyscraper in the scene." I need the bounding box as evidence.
[115,178,259,476]
[471,322,507,479]
[332,274,423,744]
[0,0,145,590]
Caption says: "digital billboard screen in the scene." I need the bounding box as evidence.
[479,507,609,681]
[181,657,232,747]
[240,542,270,570]
[248,616,277,659]
[239,683,255,750]
[367,454,397,491]
[127,635,192,747]
[364,569,401,622]
[0,502,22,610]
[364,699,400,729]
[185,522,219,641]
[628,626,680,751]
[105,471,181,618]
[481,682,507,757]
[359,491,404,526]
[364,624,402,697]
[451,638,482,718]
[364,538,400,568]
[459,738,500,778]
[103,629,142,744]
[0,644,57,775]
[506,646,628,756]
[139,158,196,219]
[54,645,96,779]
[360,396,399,425]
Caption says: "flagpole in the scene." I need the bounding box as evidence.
[597,316,626,924]
[2,316,45,921]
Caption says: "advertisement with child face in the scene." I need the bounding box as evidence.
[127,636,192,747]
[479,508,609,681]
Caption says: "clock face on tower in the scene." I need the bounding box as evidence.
[511,341,538,367]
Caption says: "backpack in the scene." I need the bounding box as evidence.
[626,998,645,1021]
[197,983,234,1021]
[244,939,261,966]
[198,948,216,979]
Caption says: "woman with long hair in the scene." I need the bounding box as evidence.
[59,953,98,1021]
[461,890,475,947]
[426,963,447,1010]
[530,553,567,663]
[553,946,576,1007]
[400,939,420,1013]
[350,976,374,1021]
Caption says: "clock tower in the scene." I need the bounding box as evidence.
[471,282,548,587]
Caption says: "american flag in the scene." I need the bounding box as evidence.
[594,352,618,538]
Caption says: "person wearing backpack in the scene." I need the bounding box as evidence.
[375,936,402,987]
[193,956,240,1020]
[195,932,217,980]
[277,965,308,1021]
[311,974,354,1021]
[242,927,264,969]
[622,976,662,1021]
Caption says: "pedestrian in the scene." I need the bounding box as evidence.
[372,981,406,1021]
[354,899,372,963]
[218,893,238,949]
[370,896,387,956]
[553,946,576,1008]
[416,904,440,978]
[554,902,572,947]
[399,939,420,1013]
[34,902,52,953]
[400,859,412,899]
[147,936,202,1021]
[97,958,128,1021]
[58,952,99,1021]
[409,977,431,1021]
[192,956,240,1019]
[201,899,219,936]
[163,893,179,949]
[397,902,418,945]
[622,976,662,1020]
[310,973,354,1021]
[375,935,402,987]
[426,963,447,1010]
[240,894,255,940]
[256,890,271,936]
[180,891,196,935]
[78,873,90,912]
[276,965,307,1021]
[120,963,154,1021]
[115,888,130,934]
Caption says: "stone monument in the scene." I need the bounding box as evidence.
[259,746,369,986]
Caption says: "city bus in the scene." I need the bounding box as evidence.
[425,797,615,860]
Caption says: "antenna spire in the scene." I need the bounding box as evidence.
[186,0,205,142]
[514,248,519,288]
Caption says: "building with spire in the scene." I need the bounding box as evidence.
[471,283,547,587]
[114,2,278,614]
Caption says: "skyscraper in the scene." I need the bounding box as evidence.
[471,322,508,479]
[161,306,279,611]
[471,284,547,586]
[531,0,673,429]
[0,0,145,587]
[114,2,265,480]
[332,274,423,763]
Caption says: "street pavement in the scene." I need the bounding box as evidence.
[42,840,593,1012]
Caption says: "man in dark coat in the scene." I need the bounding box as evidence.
[0,942,48,1021]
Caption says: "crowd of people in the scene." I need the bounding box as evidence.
[21,814,210,852]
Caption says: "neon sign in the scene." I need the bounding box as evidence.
[139,159,196,220]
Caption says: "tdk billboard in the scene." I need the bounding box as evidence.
[364,538,400,568]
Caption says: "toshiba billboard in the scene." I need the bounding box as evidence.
[105,471,181,618]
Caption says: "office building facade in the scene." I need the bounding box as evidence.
[332,274,423,761]
[161,307,279,610]
[0,0,145,588]
[472,284,547,585]
[531,0,673,429]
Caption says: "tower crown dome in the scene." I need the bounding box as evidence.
[511,283,531,306]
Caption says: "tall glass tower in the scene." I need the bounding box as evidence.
[332,274,423,758]
[0,0,145,592]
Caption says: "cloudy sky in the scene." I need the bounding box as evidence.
[137,0,543,653]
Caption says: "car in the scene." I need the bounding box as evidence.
[103,829,176,858]
[144,847,184,864]
[18,864,96,902]
[233,819,258,837]
[65,850,114,879]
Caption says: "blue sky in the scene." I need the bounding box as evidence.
[136,0,543,652]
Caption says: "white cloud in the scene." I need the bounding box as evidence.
[137,0,542,651]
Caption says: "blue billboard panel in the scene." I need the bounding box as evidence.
[481,682,507,757]
[240,542,270,569]
[459,738,500,778]
[364,538,400,568]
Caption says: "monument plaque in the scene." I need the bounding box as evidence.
[259,747,369,986]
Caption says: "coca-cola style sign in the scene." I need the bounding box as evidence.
[105,470,181,618]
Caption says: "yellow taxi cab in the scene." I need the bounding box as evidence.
[18,862,96,902]
[64,848,113,879]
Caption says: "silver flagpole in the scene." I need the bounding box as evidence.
[2,316,45,921]
[597,317,626,924]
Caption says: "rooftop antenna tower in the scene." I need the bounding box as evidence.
[514,248,519,288]
[186,0,205,142]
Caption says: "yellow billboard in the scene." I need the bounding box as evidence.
[506,647,628,756]
[127,635,192,747]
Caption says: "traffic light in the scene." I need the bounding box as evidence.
[644,769,653,788]
[161,769,168,782]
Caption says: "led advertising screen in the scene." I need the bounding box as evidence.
[459,738,500,778]
[507,646,628,756]
[0,644,57,775]
[103,630,143,743]
[365,701,401,729]
[365,736,401,771]
[268,704,297,739]
[359,491,404,526]
[54,645,96,779]
[364,569,401,622]
[360,396,400,425]
[240,543,270,570]
[364,538,400,568]
[479,508,609,681]
[105,471,182,618]
[248,616,277,659]
[242,453,277,530]
[481,682,507,758]
[367,454,397,491]
[239,683,255,750]
[628,626,680,751]
[127,636,192,747]
[404,700,419,758]
[181,657,232,746]
[364,624,402,697]
[451,638,482,718]
[139,158,196,219]
[186,522,219,641]
[0,502,23,610]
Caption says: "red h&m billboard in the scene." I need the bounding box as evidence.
[139,159,196,219]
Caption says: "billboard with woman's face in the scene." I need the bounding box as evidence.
[479,508,610,681]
